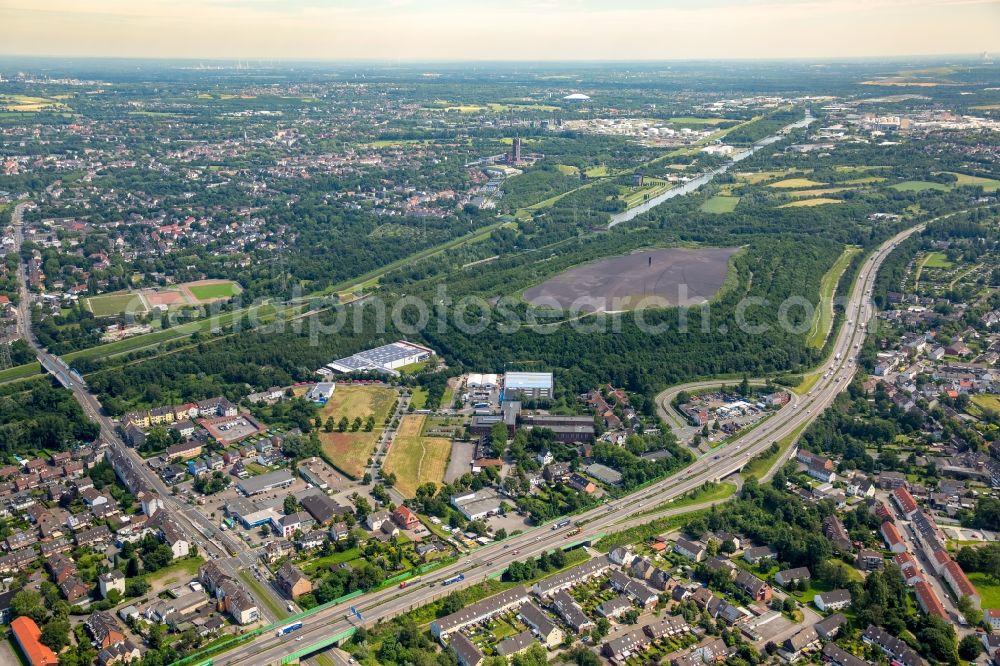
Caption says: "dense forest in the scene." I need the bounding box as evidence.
[0,380,100,457]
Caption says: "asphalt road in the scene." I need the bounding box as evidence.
[10,202,282,621]
[211,221,927,666]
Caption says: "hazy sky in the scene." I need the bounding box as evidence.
[3,0,999,60]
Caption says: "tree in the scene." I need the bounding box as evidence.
[512,644,548,666]
[324,416,334,432]
[351,416,362,432]
[956,594,983,626]
[338,417,349,432]
[40,619,71,652]
[11,590,46,623]
[959,635,982,661]
[284,494,299,515]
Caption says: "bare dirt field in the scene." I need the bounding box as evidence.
[143,289,187,308]
[522,247,739,312]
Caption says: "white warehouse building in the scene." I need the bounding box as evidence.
[504,372,553,400]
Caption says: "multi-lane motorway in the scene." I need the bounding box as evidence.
[209,222,926,666]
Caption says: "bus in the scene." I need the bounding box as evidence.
[276,622,304,637]
[441,574,465,586]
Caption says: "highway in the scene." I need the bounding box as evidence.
[9,202,285,622]
[209,221,926,666]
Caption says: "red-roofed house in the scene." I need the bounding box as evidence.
[392,506,420,530]
[11,617,58,666]
[891,487,918,518]
[942,560,980,608]
[880,522,906,554]
[894,553,922,585]
[913,581,947,619]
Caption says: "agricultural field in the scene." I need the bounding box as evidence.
[787,187,853,197]
[318,385,397,478]
[947,172,1000,192]
[779,198,843,208]
[735,169,802,184]
[0,94,70,112]
[84,292,148,317]
[768,177,826,189]
[701,195,739,214]
[382,415,451,497]
[891,180,951,192]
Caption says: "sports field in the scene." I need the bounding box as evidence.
[186,279,242,301]
[318,385,397,478]
[701,195,739,214]
[382,415,451,498]
[85,293,148,317]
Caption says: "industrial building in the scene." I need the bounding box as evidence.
[324,341,434,376]
[503,372,553,400]
[236,469,295,496]
[306,382,335,403]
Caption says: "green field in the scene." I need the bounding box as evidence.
[621,179,671,209]
[85,292,146,317]
[145,556,204,587]
[922,251,954,269]
[701,195,739,214]
[188,281,240,300]
[891,180,951,192]
[0,362,42,384]
[970,394,1000,414]
[239,570,290,620]
[382,415,451,498]
[66,302,280,363]
[808,246,861,349]
[948,172,1000,192]
[969,572,1000,608]
[642,482,737,515]
[743,421,807,480]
